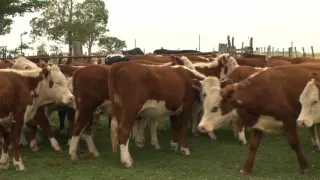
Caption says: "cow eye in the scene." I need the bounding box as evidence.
[202,93,207,97]
[211,107,218,112]
[312,101,318,105]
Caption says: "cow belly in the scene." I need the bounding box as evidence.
[138,99,182,118]
[252,115,283,133]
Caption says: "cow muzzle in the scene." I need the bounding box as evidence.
[62,95,75,104]
[297,120,313,128]
[197,124,213,133]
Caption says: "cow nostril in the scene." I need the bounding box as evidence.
[69,96,75,101]
[297,121,305,127]
[198,126,206,132]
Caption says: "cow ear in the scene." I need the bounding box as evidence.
[221,86,235,100]
[191,79,202,91]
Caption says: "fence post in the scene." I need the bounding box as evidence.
[288,47,293,58]
[311,46,315,58]
[282,48,285,56]
[302,47,306,57]
[294,47,298,57]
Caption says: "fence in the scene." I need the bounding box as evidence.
[217,35,317,58]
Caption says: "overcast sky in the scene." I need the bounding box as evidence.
[0,0,319,55]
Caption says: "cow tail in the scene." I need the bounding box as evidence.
[108,65,120,152]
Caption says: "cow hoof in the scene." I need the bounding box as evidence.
[239,140,247,145]
[70,152,78,161]
[239,169,251,175]
[208,133,217,140]
[151,140,161,150]
[181,147,191,156]
[0,161,9,169]
[170,140,178,151]
[301,169,311,174]
[121,157,134,168]
[31,145,39,152]
[13,161,25,172]
[135,141,145,148]
[91,151,100,157]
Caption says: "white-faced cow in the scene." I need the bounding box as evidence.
[0,65,74,171]
[193,63,320,174]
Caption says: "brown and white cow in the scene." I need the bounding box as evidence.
[68,58,182,160]
[297,73,320,127]
[108,61,205,168]
[0,65,74,171]
[4,58,78,152]
[193,64,320,174]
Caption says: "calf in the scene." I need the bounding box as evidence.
[193,64,320,174]
[68,58,182,160]
[109,61,204,168]
[0,65,74,171]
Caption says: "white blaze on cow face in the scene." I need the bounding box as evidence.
[41,65,74,105]
[297,80,320,127]
[194,77,228,132]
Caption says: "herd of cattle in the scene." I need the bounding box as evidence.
[0,51,320,176]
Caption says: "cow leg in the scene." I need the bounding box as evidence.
[134,118,148,147]
[82,121,100,157]
[283,123,310,173]
[237,117,247,145]
[69,110,89,160]
[35,114,62,152]
[191,110,199,136]
[0,127,10,169]
[230,119,238,139]
[240,129,263,174]
[66,110,75,140]
[20,132,28,146]
[118,113,135,168]
[208,131,217,140]
[107,115,112,128]
[26,122,39,152]
[169,116,179,151]
[11,116,25,171]
[149,118,161,149]
[179,110,192,156]
[58,110,67,135]
[308,125,320,151]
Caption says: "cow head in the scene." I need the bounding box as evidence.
[38,64,74,105]
[217,53,239,81]
[9,56,39,70]
[191,76,243,133]
[192,77,231,132]
[297,72,320,128]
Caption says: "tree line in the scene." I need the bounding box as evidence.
[1,0,127,56]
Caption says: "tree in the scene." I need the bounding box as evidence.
[36,42,48,55]
[50,45,62,55]
[30,0,78,54]
[30,0,108,54]
[0,0,47,35]
[98,36,127,54]
[73,0,108,54]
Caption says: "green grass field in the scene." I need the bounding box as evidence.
[1,113,320,180]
